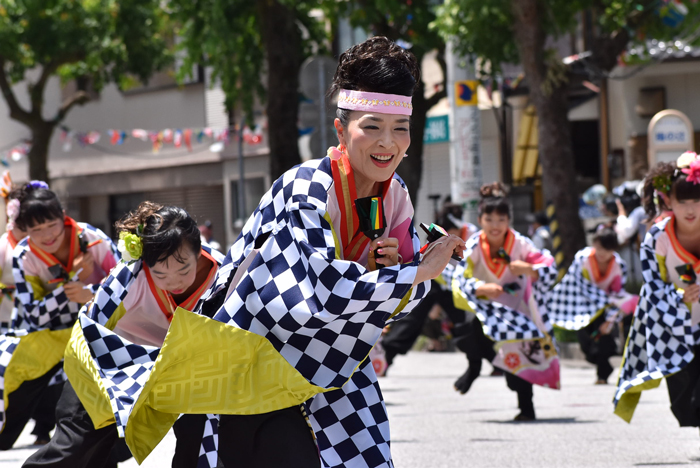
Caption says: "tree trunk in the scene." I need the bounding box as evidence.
[512,0,585,268]
[27,122,54,183]
[259,0,303,180]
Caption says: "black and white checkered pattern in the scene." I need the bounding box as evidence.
[197,414,219,468]
[443,234,556,342]
[614,219,697,416]
[12,223,119,332]
[211,158,430,468]
[75,244,224,467]
[48,367,67,386]
[0,334,20,432]
[307,359,392,468]
[546,248,623,330]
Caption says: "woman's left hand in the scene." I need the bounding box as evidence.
[509,260,537,279]
[368,237,400,270]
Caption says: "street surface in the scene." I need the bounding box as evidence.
[1,352,698,467]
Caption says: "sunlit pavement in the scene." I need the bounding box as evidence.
[1,352,698,467]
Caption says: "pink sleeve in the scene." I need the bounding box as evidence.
[101,252,117,276]
[524,250,554,267]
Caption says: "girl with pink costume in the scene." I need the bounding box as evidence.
[445,182,559,421]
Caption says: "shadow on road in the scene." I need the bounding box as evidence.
[484,417,600,424]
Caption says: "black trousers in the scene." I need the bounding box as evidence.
[504,372,535,418]
[0,362,63,450]
[23,381,210,468]
[218,407,320,468]
[382,280,467,364]
[667,345,700,427]
[577,314,617,381]
[31,379,63,440]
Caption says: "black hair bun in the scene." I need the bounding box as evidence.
[480,182,508,199]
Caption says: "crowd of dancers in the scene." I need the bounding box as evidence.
[0,35,695,468]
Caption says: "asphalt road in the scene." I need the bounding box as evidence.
[1,352,698,467]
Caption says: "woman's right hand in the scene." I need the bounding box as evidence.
[475,283,503,300]
[412,234,466,286]
[684,283,700,304]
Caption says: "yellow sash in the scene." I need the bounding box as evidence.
[64,308,331,463]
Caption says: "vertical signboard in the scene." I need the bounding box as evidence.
[648,110,694,166]
[446,43,481,221]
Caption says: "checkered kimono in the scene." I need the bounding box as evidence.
[211,156,430,468]
[13,219,119,332]
[0,220,117,432]
[443,230,560,388]
[546,248,628,330]
[66,244,223,468]
[614,217,700,422]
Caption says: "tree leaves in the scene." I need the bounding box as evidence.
[0,0,171,89]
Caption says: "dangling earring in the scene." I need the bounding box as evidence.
[340,144,347,155]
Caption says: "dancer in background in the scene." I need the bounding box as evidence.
[0,172,25,333]
[25,202,224,468]
[0,182,118,450]
[445,182,559,421]
[615,152,700,428]
[547,226,638,384]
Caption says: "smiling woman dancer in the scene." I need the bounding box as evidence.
[0,182,118,450]
[205,36,465,468]
[615,152,700,429]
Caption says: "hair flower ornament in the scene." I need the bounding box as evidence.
[677,151,698,169]
[682,159,700,185]
[118,228,143,263]
[6,199,20,231]
[27,180,49,190]
[652,174,672,194]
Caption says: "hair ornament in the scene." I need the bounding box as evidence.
[27,180,49,190]
[0,171,11,200]
[682,158,700,185]
[677,151,698,169]
[6,199,20,231]
[118,223,144,263]
[652,174,672,194]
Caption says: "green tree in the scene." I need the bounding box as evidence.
[0,0,171,182]
[323,0,448,202]
[170,0,326,180]
[434,0,700,266]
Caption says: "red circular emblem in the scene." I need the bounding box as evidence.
[504,352,521,369]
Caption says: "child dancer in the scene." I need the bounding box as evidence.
[547,226,638,384]
[446,182,559,420]
[0,182,117,450]
[25,202,227,468]
[615,152,700,426]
